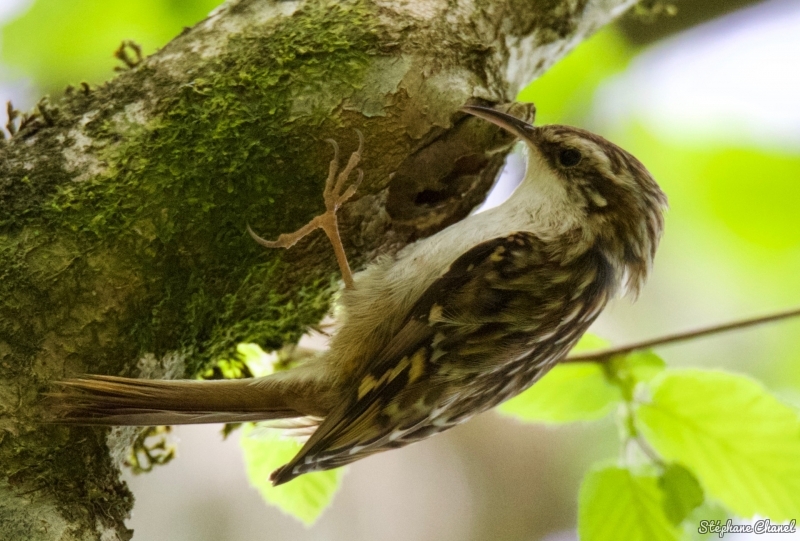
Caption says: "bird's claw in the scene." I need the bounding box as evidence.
[248,129,365,289]
[324,129,363,212]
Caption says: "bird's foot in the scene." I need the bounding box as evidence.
[248,130,364,289]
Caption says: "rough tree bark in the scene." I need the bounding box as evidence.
[0,0,636,538]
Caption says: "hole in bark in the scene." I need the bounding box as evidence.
[414,189,450,206]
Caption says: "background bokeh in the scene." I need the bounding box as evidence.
[3,0,799,539]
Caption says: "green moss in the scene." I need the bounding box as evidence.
[38,0,381,372]
[0,3,384,528]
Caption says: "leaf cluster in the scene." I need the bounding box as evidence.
[503,335,800,540]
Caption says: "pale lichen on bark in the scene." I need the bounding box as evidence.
[0,0,637,538]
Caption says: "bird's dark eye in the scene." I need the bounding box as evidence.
[558,148,582,167]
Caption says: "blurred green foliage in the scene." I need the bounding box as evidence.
[1,0,224,93]
[701,149,800,250]
[579,466,680,541]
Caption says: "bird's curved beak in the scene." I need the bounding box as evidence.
[461,104,537,142]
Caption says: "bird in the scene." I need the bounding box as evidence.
[47,104,667,486]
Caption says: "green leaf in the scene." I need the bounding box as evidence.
[498,362,622,423]
[637,369,800,521]
[498,333,621,423]
[237,342,277,377]
[240,424,343,526]
[613,350,666,384]
[659,463,704,525]
[572,333,611,353]
[607,350,667,400]
[579,466,680,541]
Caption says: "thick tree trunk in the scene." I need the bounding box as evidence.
[0,0,635,538]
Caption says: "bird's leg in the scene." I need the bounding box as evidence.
[248,130,364,289]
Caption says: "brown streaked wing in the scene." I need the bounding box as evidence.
[270,233,554,485]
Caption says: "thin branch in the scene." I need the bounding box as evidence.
[565,305,800,363]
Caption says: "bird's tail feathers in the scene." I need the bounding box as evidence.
[45,373,328,426]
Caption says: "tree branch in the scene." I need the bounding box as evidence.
[565,306,800,362]
[0,0,639,538]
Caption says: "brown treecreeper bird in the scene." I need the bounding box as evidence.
[49,105,667,485]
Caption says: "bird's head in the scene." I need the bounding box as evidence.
[462,104,668,297]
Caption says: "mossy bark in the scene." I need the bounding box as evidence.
[0,0,636,538]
